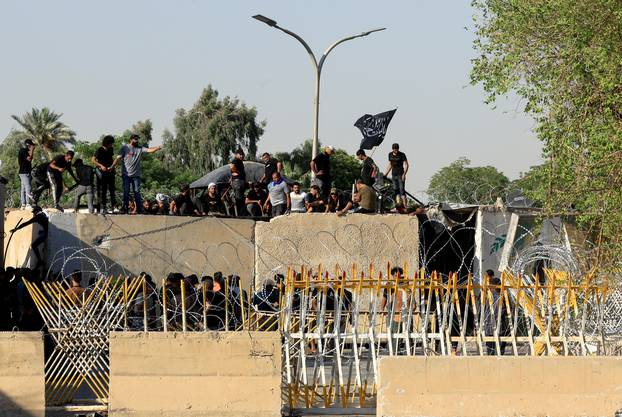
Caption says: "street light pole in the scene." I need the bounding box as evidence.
[252,15,385,173]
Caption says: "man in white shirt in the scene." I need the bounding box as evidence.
[289,182,306,213]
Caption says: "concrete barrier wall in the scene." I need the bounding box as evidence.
[4,211,419,289]
[3,210,39,269]
[4,211,255,287]
[109,332,281,417]
[377,356,622,417]
[0,332,45,417]
[255,213,419,282]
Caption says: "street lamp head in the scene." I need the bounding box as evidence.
[252,14,277,27]
[360,27,386,36]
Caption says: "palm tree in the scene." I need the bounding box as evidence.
[11,107,76,159]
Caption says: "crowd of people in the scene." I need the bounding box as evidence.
[16,134,414,218]
[0,265,284,332]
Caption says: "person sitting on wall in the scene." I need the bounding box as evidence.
[196,183,225,216]
[353,180,376,214]
[153,194,169,215]
[304,185,325,213]
[325,188,347,213]
[245,182,268,217]
[170,184,195,216]
[8,205,49,268]
[337,193,357,217]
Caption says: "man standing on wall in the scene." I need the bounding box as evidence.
[310,145,334,198]
[229,148,247,216]
[260,152,283,187]
[72,158,95,213]
[47,150,77,212]
[264,171,290,217]
[118,134,162,214]
[18,139,36,209]
[384,143,409,206]
[92,135,117,214]
[17,139,36,210]
[356,149,378,186]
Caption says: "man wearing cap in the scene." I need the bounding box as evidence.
[229,148,247,216]
[117,134,162,214]
[18,139,36,209]
[310,146,334,198]
[384,143,409,206]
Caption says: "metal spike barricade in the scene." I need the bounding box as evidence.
[23,275,277,406]
[24,276,145,406]
[24,265,612,412]
[279,265,610,411]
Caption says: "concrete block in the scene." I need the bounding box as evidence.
[377,356,622,417]
[109,331,281,417]
[255,213,419,283]
[0,332,45,417]
[34,213,255,287]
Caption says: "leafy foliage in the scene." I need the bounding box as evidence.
[275,139,361,190]
[11,107,76,158]
[163,86,265,174]
[470,0,622,268]
[427,157,509,204]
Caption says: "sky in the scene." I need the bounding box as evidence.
[0,0,542,196]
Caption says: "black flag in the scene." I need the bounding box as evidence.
[354,109,397,150]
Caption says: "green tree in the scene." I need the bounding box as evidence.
[11,107,76,159]
[164,86,265,174]
[275,139,362,190]
[470,0,622,267]
[427,157,509,204]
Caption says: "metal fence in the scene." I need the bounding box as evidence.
[23,265,615,412]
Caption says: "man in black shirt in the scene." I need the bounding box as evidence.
[310,145,334,198]
[196,183,225,215]
[72,159,95,213]
[384,143,409,206]
[304,185,325,213]
[229,148,247,216]
[356,149,378,186]
[260,152,283,186]
[31,162,50,205]
[171,184,195,216]
[92,135,117,213]
[245,182,267,216]
[18,139,36,209]
[47,150,76,212]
